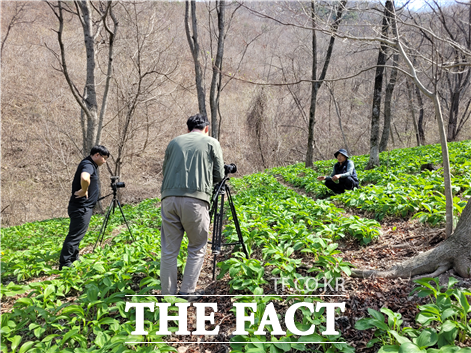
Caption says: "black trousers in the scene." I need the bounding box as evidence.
[325,177,359,194]
[59,205,93,269]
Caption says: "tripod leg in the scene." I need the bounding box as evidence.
[116,200,135,242]
[210,189,225,280]
[226,187,249,259]
[93,198,114,252]
[212,253,218,281]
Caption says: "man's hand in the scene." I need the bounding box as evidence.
[74,188,88,199]
[332,174,341,181]
[317,176,326,181]
[75,172,91,199]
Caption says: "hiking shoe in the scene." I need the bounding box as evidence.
[177,290,205,302]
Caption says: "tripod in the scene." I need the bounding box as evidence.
[209,176,249,280]
[93,186,135,252]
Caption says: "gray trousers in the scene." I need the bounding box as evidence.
[160,196,210,295]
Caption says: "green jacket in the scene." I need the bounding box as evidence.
[161,132,225,203]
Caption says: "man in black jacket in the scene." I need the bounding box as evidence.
[317,149,359,194]
[59,145,109,270]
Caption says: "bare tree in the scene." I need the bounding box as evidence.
[418,1,471,141]
[341,2,471,277]
[405,77,422,146]
[185,0,207,117]
[108,1,179,177]
[415,73,427,144]
[46,0,117,156]
[1,2,31,57]
[185,0,242,140]
[305,0,347,167]
[365,0,394,169]
[208,0,226,140]
[246,89,268,168]
[379,24,399,152]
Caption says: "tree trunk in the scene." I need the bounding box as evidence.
[415,79,426,145]
[78,0,99,155]
[379,50,398,152]
[352,198,471,279]
[406,78,421,146]
[366,0,393,169]
[305,0,346,167]
[96,2,117,148]
[305,0,318,168]
[432,94,454,238]
[247,89,267,168]
[48,1,115,157]
[445,65,471,142]
[441,4,471,142]
[209,0,225,141]
[379,2,399,153]
[394,36,455,238]
[185,0,207,117]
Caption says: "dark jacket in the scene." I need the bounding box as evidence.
[69,156,99,209]
[326,159,358,182]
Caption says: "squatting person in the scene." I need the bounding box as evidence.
[59,145,110,270]
[317,148,359,194]
[160,114,225,300]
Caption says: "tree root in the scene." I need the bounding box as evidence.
[410,265,450,280]
[351,194,471,280]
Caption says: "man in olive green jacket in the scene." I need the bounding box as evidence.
[160,114,224,300]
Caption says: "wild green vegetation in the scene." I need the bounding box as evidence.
[355,277,471,353]
[269,140,471,225]
[1,142,470,352]
[1,199,179,353]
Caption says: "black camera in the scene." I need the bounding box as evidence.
[224,163,237,175]
[110,176,125,190]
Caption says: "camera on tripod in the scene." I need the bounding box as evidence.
[110,176,125,191]
[93,175,133,252]
[209,162,248,280]
[224,163,237,175]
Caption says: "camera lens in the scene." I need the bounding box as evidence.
[224,163,237,175]
[116,182,125,188]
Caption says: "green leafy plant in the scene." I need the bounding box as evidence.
[355,276,471,352]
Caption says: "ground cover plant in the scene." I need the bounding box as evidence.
[355,277,471,353]
[2,142,471,352]
[269,140,471,226]
[1,175,377,352]
[215,173,384,352]
[1,199,181,353]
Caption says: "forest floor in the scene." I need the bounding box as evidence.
[2,184,470,353]
[163,181,471,353]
